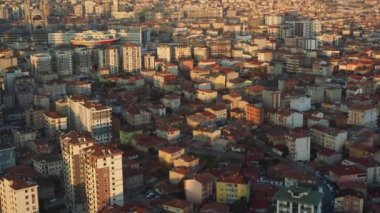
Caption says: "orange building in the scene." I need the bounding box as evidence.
[246,104,264,125]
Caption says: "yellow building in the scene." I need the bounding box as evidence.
[216,173,250,204]
[158,146,185,165]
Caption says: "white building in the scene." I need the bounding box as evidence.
[286,131,311,161]
[273,186,323,213]
[44,111,68,140]
[290,96,311,112]
[32,154,63,176]
[30,53,51,74]
[67,96,112,143]
[54,51,73,76]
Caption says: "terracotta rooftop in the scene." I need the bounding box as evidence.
[159,145,184,154]
[330,165,366,176]
[217,173,248,184]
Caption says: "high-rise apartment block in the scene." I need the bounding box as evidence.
[143,53,155,70]
[122,43,141,72]
[174,45,191,61]
[74,48,93,73]
[61,131,94,213]
[82,144,124,213]
[54,50,73,76]
[66,96,112,143]
[30,53,52,74]
[157,44,171,63]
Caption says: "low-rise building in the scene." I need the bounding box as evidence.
[310,125,347,151]
[159,146,186,165]
[216,173,250,204]
[160,198,193,213]
[273,186,323,213]
[173,156,199,168]
[334,189,364,213]
[32,154,62,176]
[184,173,213,204]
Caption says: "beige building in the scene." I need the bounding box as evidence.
[193,46,209,60]
[157,44,171,63]
[143,53,155,70]
[82,144,124,213]
[347,105,378,128]
[0,177,39,213]
[184,173,213,204]
[310,125,347,151]
[122,43,141,72]
[173,156,199,168]
[159,146,185,165]
[104,46,120,75]
[61,131,94,213]
[44,111,68,140]
[174,45,191,61]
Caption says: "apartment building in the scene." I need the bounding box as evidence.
[285,130,311,161]
[245,104,264,125]
[82,144,124,213]
[157,44,171,63]
[30,53,51,74]
[347,105,378,129]
[32,154,62,176]
[25,106,45,130]
[273,186,323,213]
[310,125,347,151]
[143,52,155,70]
[54,50,73,76]
[122,43,141,72]
[174,45,191,61]
[193,46,209,60]
[158,146,185,165]
[184,173,213,204]
[216,173,250,204]
[0,177,39,213]
[74,48,93,73]
[61,131,94,213]
[262,89,282,109]
[101,46,119,75]
[67,96,112,143]
[0,143,15,173]
[44,111,68,140]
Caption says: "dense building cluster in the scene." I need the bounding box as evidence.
[0,0,380,212]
